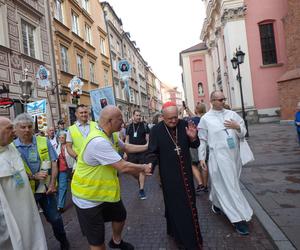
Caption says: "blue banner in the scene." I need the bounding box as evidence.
[26,99,47,116]
[90,87,116,121]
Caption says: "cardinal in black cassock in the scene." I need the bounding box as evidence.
[146,102,203,250]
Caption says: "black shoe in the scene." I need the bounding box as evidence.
[233,221,249,235]
[60,239,70,250]
[211,204,222,214]
[108,239,134,250]
[196,185,204,194]
[203,186,209,193]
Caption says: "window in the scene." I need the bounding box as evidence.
[89,62,95,83]
[100,37,106,55]
[116,41,120,53]
[112,57,117,71]
[82,0,89,12]
[76,54,83,78]
[60,45,68,72]
[72,12,79,35]
[0,5,8,47]
[104,69,109,85]
[54,0,64,23]
[259,22,277,65]
[21,20,36,58]
[85,24,92,44]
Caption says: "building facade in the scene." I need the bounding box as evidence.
[200,0,288,123]
[102,1,163,122]
[51,0,112,125]
[0,0,59,123]
[277,0,300,121]
[180,43,210,112]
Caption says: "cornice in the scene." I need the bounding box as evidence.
[97,26,107,37]
[13,0,43,19]
[55,30,73,44]
[221,5,247,24]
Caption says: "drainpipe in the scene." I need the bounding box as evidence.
[103,9,117,107]
[45,0,62,120]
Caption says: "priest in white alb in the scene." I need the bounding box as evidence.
[198,91,253,235]
[0,116,47,250]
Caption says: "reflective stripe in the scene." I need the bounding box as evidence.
[13,136,49,193]
[71,130,121,202]
[68,121,97,155]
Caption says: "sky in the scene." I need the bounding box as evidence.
[106,0,206,90]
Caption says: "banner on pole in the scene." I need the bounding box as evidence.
[26,99,48,131]
[90,87,116,121]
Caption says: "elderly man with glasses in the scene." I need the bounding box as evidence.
[198,90,253,235]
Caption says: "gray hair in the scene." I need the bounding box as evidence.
[14,113,34,127]
[58,130,67,137]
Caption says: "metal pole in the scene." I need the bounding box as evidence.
[237,64,249,137]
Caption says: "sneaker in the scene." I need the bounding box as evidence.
[203,186,209,193]
[211,204,222,214]
[233,221,249,235]
[57,207,65,213]
[108,239,134,250]
[139,189,147,200]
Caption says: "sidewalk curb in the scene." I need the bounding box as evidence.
[241,183,296,250]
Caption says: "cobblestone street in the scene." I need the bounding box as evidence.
[43,170,275,249]
[42,122,300,250]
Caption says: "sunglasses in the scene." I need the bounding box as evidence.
[213,98,226,102]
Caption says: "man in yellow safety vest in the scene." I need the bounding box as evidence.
[13,113,70,249]
[66,104,97,164]
[71,105,152,250]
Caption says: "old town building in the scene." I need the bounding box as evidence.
[180,42,210,112]
[200,0,288,123]
[51,0,112,124]
[277,0,300,121]
[0,0,59,123]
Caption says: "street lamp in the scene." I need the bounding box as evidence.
[231,48,249,137]
[19,69,33,112]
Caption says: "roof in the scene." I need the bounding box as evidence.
[180,42,207,54]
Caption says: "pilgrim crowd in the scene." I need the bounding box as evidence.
[3,90,294,249]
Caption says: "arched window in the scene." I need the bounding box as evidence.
[258,20,277,65]
[198,82,204,96]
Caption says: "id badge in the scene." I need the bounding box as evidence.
[226,136,236,149]
[133,132,137,138]
[28,148,38,163]
[13,171,25,188]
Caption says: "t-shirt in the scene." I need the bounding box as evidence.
[72,136,123,209]
[126,122,149,145]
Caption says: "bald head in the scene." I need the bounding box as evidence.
[0,116,14,146]
[99,105,123,135]
[210,90,226,110]
[162,106,179,128]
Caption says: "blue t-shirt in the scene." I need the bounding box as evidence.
[295,111,300,132]
[14,136,58,174]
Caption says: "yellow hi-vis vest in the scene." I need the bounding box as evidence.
[68,121,97,155]
[71,130,120,202]
[14,136,50,193]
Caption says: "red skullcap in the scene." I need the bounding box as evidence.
[162,101,176,110]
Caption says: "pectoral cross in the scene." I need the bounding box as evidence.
[174,145,181,156]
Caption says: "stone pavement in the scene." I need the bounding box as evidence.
[43,171,275,249]
[241,122,300,249]
[42,122,300,250]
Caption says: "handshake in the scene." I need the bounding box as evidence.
[142,163,152,176]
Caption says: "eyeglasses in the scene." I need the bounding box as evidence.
[213,98,226,102]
